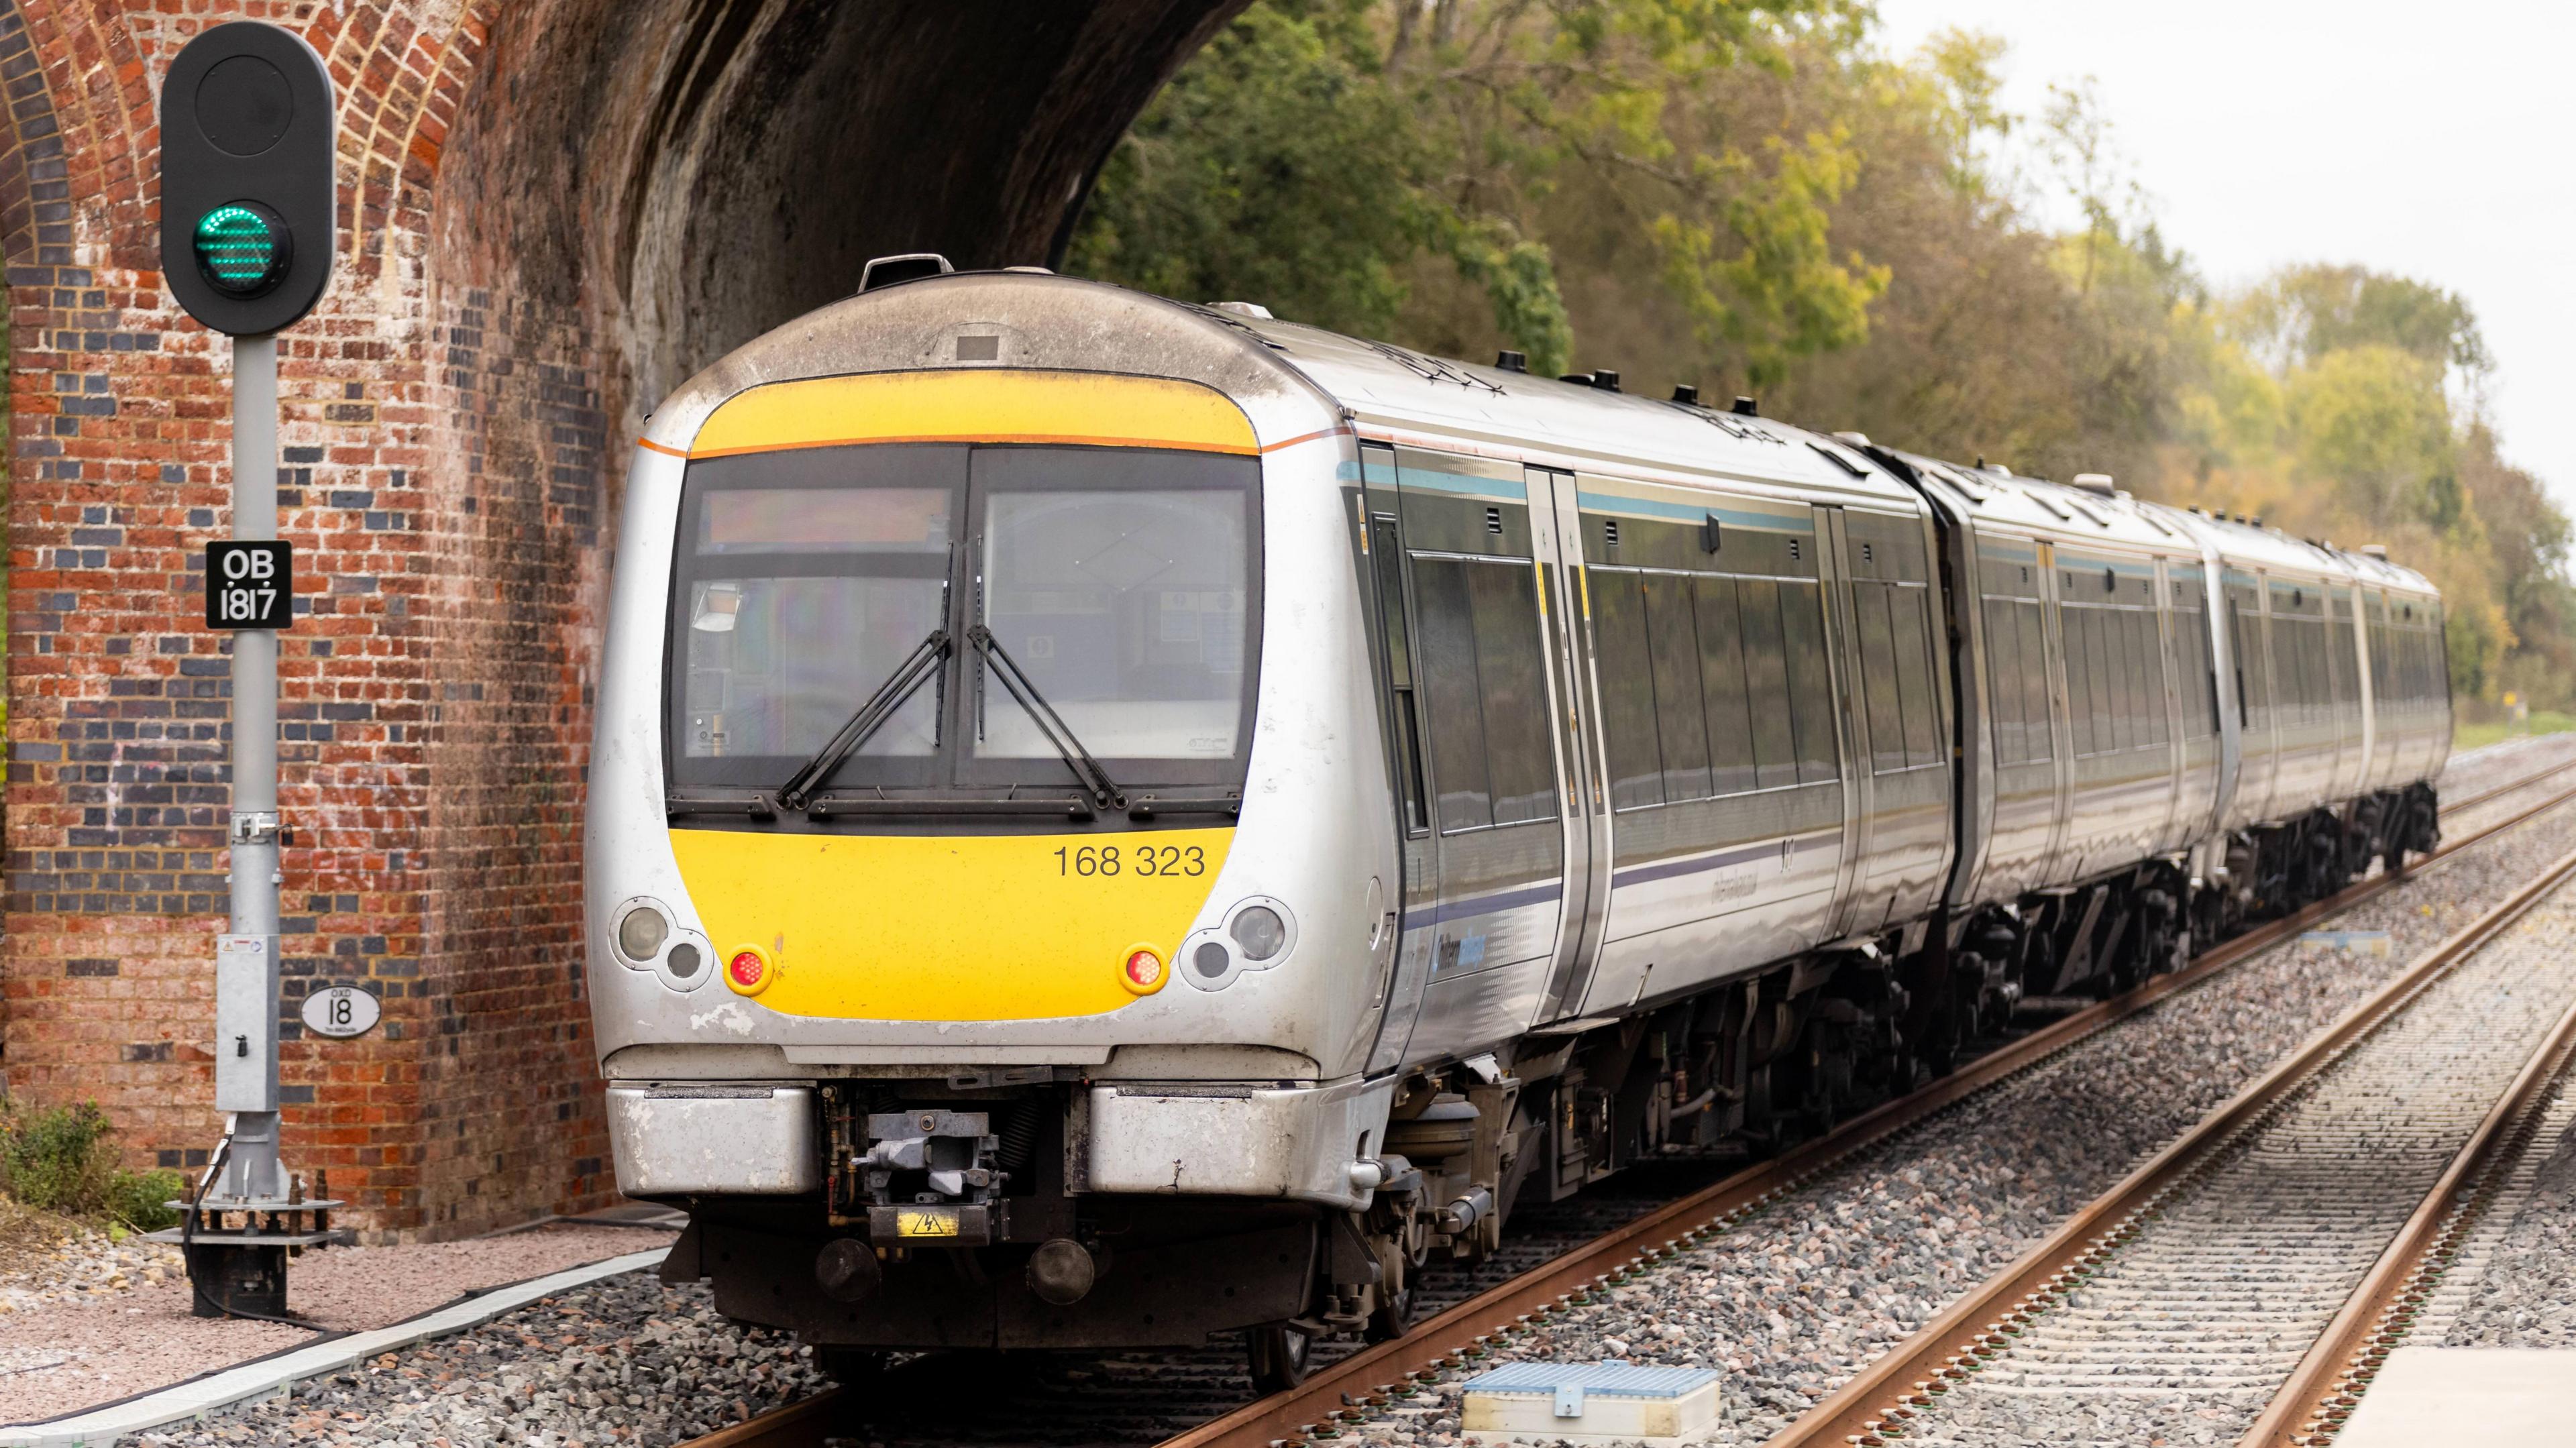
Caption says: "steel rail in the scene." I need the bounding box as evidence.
[674,757,2576,1448]
[1764,838,2576,1448]
[2237,987,2576,1447]
[680,1389,846,1448]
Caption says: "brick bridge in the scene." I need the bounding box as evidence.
[0,0,1241,1237]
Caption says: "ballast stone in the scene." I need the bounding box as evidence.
[1458,1361,1721,1446]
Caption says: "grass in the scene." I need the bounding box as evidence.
[2455,709,2576,754]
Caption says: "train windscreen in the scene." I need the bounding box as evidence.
[665,442,1259,797]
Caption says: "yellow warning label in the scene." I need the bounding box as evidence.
[896,1209,961,1239]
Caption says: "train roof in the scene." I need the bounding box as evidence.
[1230,313,1922,512]
[641,269,2441,602]
[1881,448,2196,557]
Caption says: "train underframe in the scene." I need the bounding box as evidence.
[659,781,2441,1390]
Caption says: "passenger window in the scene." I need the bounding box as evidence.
[1369,516,1429,834]
[1466,561,1558,825]
[2059,605,2091,757]
[1890,585,1939,768]
[1591,569,1664,810]
[1695,576,1759,796]
[1737,578,1800,789]
[1984,597,2025,765]
[1411,558,1493,831]
[2017,602,2052,761]
[1778,581,1839,785]
[1643,574,1713,801]
[2144,611,2170,746]
[1852,581,1906,774]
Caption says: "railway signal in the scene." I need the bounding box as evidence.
[149,20,350,1321]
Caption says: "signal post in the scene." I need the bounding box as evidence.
[146,21,352,1319]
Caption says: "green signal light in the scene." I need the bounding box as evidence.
[192,201,291,298]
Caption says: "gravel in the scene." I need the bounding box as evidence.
[128,1272,828,1448]
[1328,781,2576,1447]
[1884,876,2576,1445]
[81,740,2576,1447]
[2435,1091,2576,1349]
[0,1230,185,1316]
[0,1225,670,1427]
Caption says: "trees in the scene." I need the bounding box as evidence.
[1072,3,2574,707]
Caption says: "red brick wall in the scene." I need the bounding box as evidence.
[0,0,1236,1239]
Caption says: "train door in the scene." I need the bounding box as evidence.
[2326,583,2361,799]
[2036,540,2078,871]
[1529,467,1612,1023]
[1813,504,1876,939]
[2226,569,2277,822]
[1358,443,1440,1074]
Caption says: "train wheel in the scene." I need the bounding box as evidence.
[1366,1282,1415,1342]
[1246,1322,1312,1392]
[814,1346,888,1386]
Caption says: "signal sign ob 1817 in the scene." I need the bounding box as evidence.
[206,540,292,629]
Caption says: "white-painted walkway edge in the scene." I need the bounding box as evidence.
[0,1245,669,1448]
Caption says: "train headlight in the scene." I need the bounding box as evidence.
[615,901,670,965]
[1122,947,1167,995]
[1229,906,1288,962]
[726,944,773,995]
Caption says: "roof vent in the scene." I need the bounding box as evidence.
[1495,349,1528,373]
[1670,383,1700,405]
[1590,369,1621,392]
[858,253,953,292]
[2361,543,2390,559]
[1560,370,1595,384]
[1730,396,1758,416]
[1208,300,1274,319]
[2071,473,2115,498]
[1833,431,1872,447]
[1002,266,1055,275]
[2250,515,2265,528]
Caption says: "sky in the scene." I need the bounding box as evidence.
[1870,0,2576,508]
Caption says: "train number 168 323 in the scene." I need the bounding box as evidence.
[1054,844,1205,878]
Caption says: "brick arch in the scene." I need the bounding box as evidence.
[1,0,1248,1240]
[0,2,69,277]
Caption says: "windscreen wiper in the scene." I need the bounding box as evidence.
[967,624,1128,814]
[776,628,950,812]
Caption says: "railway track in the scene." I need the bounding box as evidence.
[1772,843,2576,1447]
[681,750,2576,1448]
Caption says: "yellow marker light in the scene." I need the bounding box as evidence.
[1122,946,1167,995]
[726,944,773,995]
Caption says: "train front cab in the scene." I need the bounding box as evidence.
[584,277,1434,1363]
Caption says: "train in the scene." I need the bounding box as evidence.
[584,258,2451,1386]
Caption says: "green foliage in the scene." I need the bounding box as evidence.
[107,1168,185,1234]
[0,1100,180,1231]
[1070,0,1872,377]
[2239,264,2491,380]
[1077,7,2576,708]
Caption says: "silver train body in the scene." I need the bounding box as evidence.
[584,269,2450,1371]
